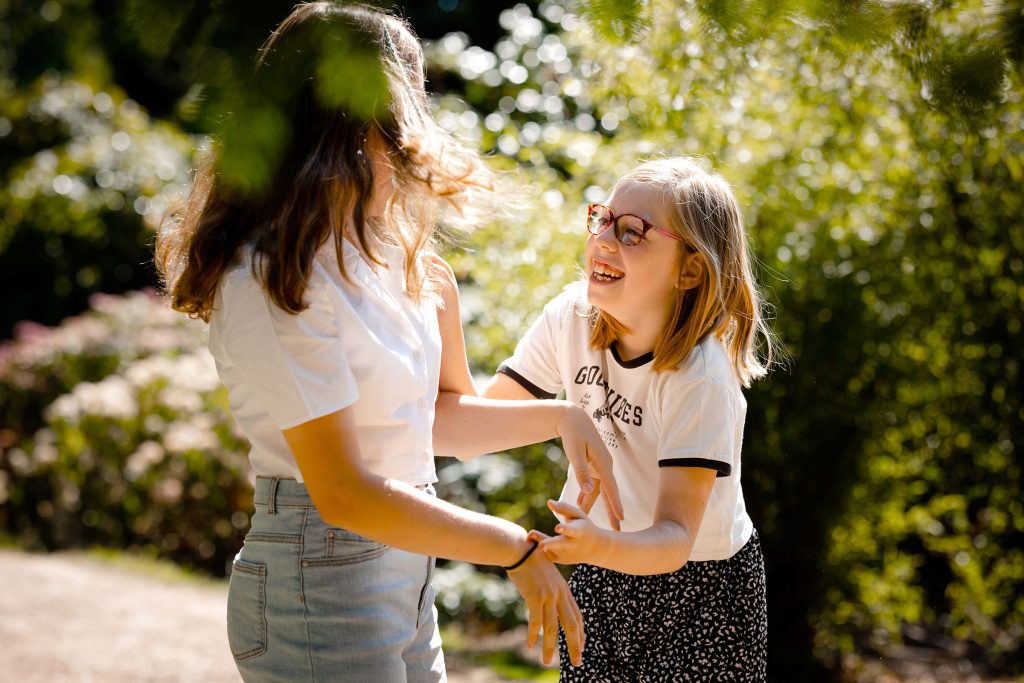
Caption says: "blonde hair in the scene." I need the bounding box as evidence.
[156,2,495,321]
[590,157,776,386]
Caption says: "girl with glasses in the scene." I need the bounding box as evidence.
[156,3,623,680]
[484,157,777,681]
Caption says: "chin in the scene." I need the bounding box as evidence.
[585,282,615,315]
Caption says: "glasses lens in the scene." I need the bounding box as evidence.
[588,205,613,235]
[616,215,645,246]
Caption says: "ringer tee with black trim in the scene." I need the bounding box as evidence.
[497,283,754,561]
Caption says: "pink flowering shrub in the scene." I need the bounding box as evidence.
[0,290,252,576]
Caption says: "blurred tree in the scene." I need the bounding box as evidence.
[0,0,1021,679]
[0,74,193,338]
[0,0,541,125]
[0,0,542,337]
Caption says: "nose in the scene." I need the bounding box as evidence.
[593,223,618,251]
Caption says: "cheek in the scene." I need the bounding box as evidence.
[370,169,396,215]
[632,252,681,292]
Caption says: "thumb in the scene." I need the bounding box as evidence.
[548,499,587,521]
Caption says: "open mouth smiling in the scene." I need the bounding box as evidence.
[592,260,624,282]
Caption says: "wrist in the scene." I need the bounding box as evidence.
[591,527,616,567]
[503,539,540,573]
[551,400,577,438]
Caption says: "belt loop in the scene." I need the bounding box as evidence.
[267,477,280,515]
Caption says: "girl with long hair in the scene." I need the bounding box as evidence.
[157,3,621,680]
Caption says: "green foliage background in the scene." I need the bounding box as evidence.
[1,0,1022,680]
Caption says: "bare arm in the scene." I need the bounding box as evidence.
[430,257,569,458]
[431,255,477,398]
[479,372,625,528]
[534,466,717,575]
[283,407,583,665]
[430,260,574,460]
[481,372,536,400]
[428,260,624,524]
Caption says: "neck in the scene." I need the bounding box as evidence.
[614,317,663,362]
[609,297,676,362]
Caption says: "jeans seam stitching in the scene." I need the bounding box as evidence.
[231,560,268,661]
[298,507,317,683]
[244,533,301,544]
[300,546,391,567]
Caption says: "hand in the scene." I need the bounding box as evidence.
[555,404,625,530]
[530,500,609,566]
[506,543,584,667]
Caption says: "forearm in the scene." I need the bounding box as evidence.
[312,470,531,567]
[433,391,569,460]
[589,520,694,575]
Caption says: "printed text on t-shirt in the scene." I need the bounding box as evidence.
[573,365,643,426]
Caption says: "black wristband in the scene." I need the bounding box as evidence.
[503,540,539,572]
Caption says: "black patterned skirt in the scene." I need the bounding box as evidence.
[559,530,767,682]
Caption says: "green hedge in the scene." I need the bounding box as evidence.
[0,291,250,575]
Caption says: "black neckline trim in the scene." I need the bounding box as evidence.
[610,344,655,369]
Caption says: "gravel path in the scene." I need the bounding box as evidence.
[0,549,509,683]
[3,549,1012,682]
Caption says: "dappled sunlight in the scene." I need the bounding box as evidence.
[0,0,1021,679]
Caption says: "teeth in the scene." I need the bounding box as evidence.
[593,262,623,281]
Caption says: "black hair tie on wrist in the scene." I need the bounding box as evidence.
[503,540,539,572]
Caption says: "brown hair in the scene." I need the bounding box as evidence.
[589,157,777,386]
[156,2,495,321]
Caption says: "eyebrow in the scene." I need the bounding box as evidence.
[610,207,658,225]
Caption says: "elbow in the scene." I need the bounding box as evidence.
[664,553,690,574]
[308,471,381,531]
[660,520,695,574]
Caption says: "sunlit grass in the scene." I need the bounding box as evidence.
[82,546,226,586]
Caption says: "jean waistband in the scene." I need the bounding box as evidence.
[253,477,313,511]
[253,476,434,514]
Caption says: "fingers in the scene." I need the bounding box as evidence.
[573,456,595,495]
[589,444,625,522]
[548,498,586,521]
[576,482,601,514]
[538,539,563,564]
[525,598,541,649]
[542,598,558,665]
[602,495,621,532]
[527,529,550,543]
[557,592,584,667]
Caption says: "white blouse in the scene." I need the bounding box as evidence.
[208,237,442,486]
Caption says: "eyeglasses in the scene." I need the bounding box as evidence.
[586,203,684,247]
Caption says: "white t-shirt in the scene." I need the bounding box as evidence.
[208,237,441,486]
[498,284,753,561]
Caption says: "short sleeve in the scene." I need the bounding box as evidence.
[217,266,359,430]
[496,291,574,399]
[657,378,736,477]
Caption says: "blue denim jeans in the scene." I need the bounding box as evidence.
[227,477,445,682]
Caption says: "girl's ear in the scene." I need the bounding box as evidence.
[678,251,705,291]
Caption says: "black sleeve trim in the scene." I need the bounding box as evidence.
[496,364,558,400]
[658,458,732,477]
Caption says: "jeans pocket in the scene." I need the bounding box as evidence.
[305,527,389,566]
[226,558,268,661]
